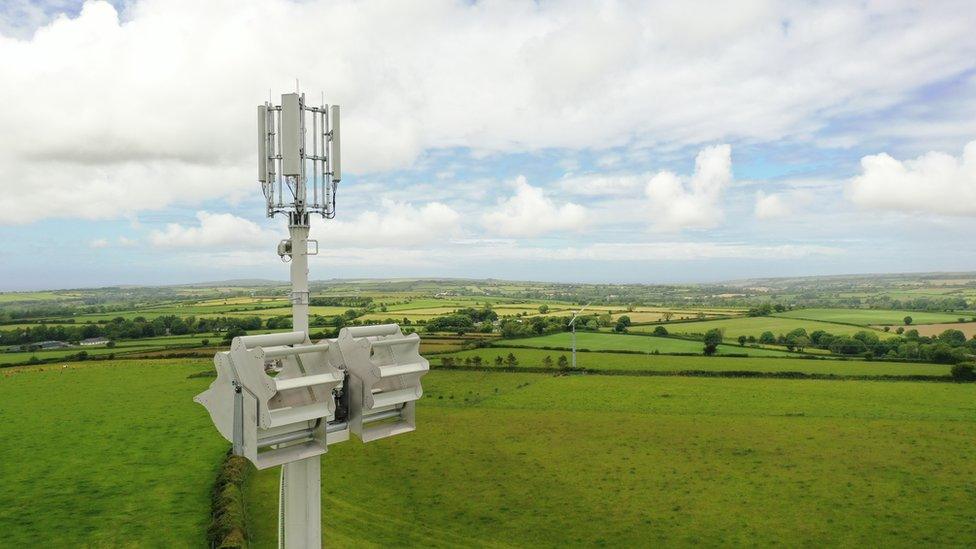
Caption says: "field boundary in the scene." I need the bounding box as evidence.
[431,364,963,383]
[207,450,253,548]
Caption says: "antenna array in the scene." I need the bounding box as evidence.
[258,93,341,221]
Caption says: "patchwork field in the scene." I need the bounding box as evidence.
[776,308,970,326]
[0,359,226,546]
[244,371,976,547]
[505,332,799,357]
[633,316,894,341]
[439,347,951,376]
[876,321,976,339]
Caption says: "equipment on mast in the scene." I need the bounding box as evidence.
[195,90,428,549]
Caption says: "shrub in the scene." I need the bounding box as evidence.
[950,363,975,381]
[653,326,668,336]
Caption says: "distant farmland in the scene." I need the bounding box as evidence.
[775,308,969,326]
[439,347,951,377]
[633,316,895,341]
[505,331,799,357]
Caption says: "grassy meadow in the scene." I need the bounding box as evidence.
[244,370,976,547]
[0,359,226,546]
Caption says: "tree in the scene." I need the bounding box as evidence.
[494,356,503,367]
[792,335,811,352]
[557,355,569,369]
[903,316,913,325]
[661,312,674,322]
[538,304,549,314]
[653,326,668,336]
[829,336,867,355]
[703,328,723,356]
[737,335,747,346]
[759,331,776,344]
[895,327,904,334]
[223,327,246,343]
[106,340,116,348]
[542,355,554,368]
[505,353,518,367]
[201,339,209,346]
[938,329,966,347]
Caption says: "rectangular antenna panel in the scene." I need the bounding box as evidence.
[330,105,341,182]
[281,93,302,176]
[257,105,268,182]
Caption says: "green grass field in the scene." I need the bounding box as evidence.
[0,359,227,546]
[634,316,895,341]
[776,308,969,326]
[440,347,951,376]
[505,331,799,357]
[244,371,976,547]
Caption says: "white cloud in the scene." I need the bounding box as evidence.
[645,144,732,230]
[848,140,976,216]
[209,240,841,269]
[754,192,790,219]
[150,200,460,251]
[117,236,137,246]
[149,212,275,249]
[88,238,109,249]
[556,173,644,197]
[319,199,461,246]
[755,189,816,220]
[482,176,587,236]
[2,1,976,224]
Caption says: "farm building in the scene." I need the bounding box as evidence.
[36,341,72,350]
[80,337,110,346]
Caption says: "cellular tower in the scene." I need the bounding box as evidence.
[195,92,429,548]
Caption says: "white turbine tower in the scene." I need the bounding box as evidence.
[568,302,593,369]
[195,91,429,549]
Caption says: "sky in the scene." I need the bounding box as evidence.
[2,0,976,290]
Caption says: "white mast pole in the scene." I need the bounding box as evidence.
[260,90,339,549]
[279,211,320,549]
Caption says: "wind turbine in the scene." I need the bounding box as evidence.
[568,302,593,369]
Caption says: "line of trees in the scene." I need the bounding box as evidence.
[0,314,266,346]
[734,327,975,363]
